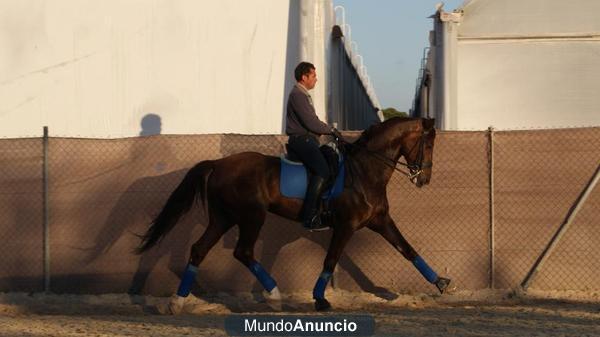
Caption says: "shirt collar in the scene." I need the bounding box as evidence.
[295,83,311,96]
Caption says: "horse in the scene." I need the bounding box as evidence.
[136,117,451,313]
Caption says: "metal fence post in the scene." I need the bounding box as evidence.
[488,126,495,289]
[43,126,50,292]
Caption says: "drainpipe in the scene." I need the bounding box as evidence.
[439,10,462,130]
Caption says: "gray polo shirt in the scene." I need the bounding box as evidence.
[285,83,331,136]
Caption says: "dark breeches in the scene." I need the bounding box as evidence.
[287,135,330,180]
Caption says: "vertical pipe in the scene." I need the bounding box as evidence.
[433,16,445,129]
[441,20,451,130]
[43,126,50,292]
[488,126,495,289]
[424,85,430,119]
[298,0,308,62]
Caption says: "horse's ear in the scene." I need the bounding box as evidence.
[422,118,435,130]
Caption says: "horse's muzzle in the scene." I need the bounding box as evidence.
[413,174,430,188]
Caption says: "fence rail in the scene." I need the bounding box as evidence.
[0,127,599,295]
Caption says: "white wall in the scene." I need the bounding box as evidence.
[457,40,600,129]
[427,0,600,130]
[459,0,600,37]
[0,0,312,137]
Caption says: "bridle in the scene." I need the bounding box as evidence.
[339,129,432,181]
[409,129,433,179]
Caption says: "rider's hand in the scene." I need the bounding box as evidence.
[330,127,344,141]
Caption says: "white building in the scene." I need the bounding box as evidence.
[1,0,380,138]
[412,0,600,130]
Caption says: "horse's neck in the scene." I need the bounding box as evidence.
[350,120,419,187]
[351,138,403,188]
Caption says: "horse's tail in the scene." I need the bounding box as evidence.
[135,160,215,254]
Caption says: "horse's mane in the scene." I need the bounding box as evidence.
[354,117,420,145]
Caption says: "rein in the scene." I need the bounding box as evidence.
[338,130,431,181]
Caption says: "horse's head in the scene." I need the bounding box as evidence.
[400,118,436,187]
[353,117,436,187]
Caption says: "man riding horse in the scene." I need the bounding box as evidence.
[286,62,343,231]
[136,63,451,313]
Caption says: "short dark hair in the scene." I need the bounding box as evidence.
[294,62,315,81]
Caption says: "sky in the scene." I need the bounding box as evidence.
[333,0,466,113]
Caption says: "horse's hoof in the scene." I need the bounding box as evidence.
[263,287,282,311]
[263,287,282,301]
[161,295,185,315]
[314,298,331,311]
[435,277,451,294]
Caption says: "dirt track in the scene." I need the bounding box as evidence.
[1,290,600,337]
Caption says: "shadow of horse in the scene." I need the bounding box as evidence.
[86,169,396,306]
[234,215,398,301]
[85,169,209,294]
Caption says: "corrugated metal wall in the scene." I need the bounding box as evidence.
[413,0,600,130]
[328,26,380,130]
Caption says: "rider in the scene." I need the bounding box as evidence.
[286,62,342,231]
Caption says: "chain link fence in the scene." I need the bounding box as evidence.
[0,138,44,292]
[0,128,599,295]
[493,128,600,291]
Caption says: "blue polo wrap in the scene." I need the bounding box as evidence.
[248,262,277,292]
[312,271,333,299]
[176,264,199,297]
[413,256,438,284]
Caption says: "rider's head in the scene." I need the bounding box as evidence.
[295,62,317,90]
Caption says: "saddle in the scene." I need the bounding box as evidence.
[279,142,344,200]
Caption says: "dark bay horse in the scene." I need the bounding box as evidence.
[137,117,450,313]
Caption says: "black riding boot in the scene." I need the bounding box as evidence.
[301,175,329,231]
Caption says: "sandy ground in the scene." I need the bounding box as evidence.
[1,289,600,337]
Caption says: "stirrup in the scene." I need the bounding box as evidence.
[303,213,330,232]
[304,224,330,232]
[320,210,334,227]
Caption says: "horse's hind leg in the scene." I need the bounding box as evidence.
[168,207,233,314]
[368,213,451,294]
[232,208,282,309]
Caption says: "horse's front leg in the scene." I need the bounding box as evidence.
[313,227,354,311]
[368,213,451,294]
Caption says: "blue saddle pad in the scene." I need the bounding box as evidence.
[280,155,345,199]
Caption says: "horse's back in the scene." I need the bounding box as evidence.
[208,152,302,220]
[208,151,280,202]
[215,152,279,172]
